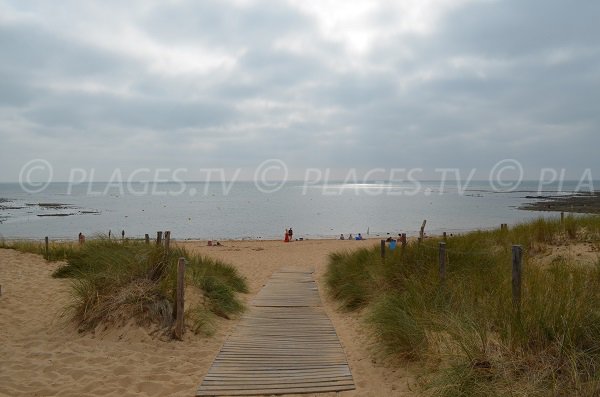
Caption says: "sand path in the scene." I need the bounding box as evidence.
[0,239,415,396]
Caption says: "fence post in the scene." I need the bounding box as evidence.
[418,220,427,244]
[44,236,49,260]
[380,240,385,261]
[173,257,186,340]
[145,234,150,244]
[443,232,447,241]
[512,245,523,310]
[164,231,171,253]
[439,242,446,281]
[156,231,163,246]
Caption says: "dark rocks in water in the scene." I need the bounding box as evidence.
[0,205,25,210]
[520,192,600,214]
[38,203,76,209]
[37,213,76,217]
[80,210,101,215]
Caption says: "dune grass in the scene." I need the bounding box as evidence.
[0,238,77,261]
[326,215,600,396]
[1,237,247,336]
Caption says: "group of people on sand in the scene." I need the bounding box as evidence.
[339,233,364,240]
[284,227,294,242]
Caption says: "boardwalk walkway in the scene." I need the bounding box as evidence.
[196,268,355,396]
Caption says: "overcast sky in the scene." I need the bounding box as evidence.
[1,0,599,181]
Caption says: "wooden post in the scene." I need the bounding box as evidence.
[561,212,565,224]
[380,240,385,261]
[512,245,523,310]
[443,232,447,241]
[439,242,446,281]
[164,231,171,252]
[419,220,427,244]
[145,234,150,244]
[44,236,49,260]
[156,231,163,246]
[173,257,186,340]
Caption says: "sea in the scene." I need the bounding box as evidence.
[0,181,594,241]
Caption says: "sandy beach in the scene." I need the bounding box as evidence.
[0,239,416,397]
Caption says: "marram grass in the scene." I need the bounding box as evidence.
[1,236,247,336]
[326,215,600,396]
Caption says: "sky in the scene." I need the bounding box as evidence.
[0,0,599,182]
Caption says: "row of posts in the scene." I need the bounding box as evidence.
[379,225,525,311]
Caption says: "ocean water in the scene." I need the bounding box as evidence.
[0,181,590,240]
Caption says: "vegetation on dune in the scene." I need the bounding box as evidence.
[0,238,77,261]
[326,215,600,396]
[1,237,247,336]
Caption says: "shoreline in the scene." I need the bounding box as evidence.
[0,225,509,242]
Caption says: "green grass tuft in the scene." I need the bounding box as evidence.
[326,215,600,395]
[2,237,247,336]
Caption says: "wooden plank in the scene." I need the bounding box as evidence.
[197,385,355,396]
[196,268,355,396]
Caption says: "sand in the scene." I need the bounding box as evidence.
[0,239,416,397]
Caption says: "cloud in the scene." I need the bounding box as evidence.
[0,0,599,181]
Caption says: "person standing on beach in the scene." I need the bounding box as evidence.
[284,229,290,242]
[288,227,293,242]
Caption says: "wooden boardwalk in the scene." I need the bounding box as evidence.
[196,268,355,396]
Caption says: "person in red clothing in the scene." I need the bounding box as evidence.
[284,228,290,242]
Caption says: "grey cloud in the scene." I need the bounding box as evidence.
[24,91,238,131]
[142,0,313,47]
[0,0,599,181]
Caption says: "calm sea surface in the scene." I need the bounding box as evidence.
[0,181,590,240]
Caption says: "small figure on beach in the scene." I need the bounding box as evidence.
[284,229,290,243]
[121,230,125,239]
[78,232,85,244]
[356,233,363,240]
[339,234,345,240]
[288,227,293,242]
[348,233,353,240]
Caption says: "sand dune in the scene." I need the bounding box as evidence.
[0,239,415,396]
